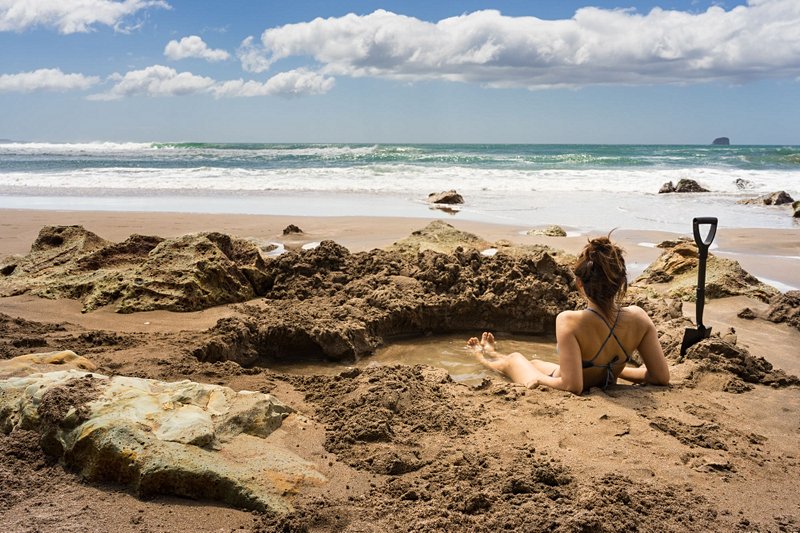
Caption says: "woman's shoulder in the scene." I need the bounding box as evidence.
[622,305,656,325]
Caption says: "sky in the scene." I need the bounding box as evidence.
[0,0,798,144]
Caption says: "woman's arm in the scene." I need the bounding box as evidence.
[619,307,670,386]
[532,312,584,394]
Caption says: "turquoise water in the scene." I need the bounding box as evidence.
[1,142,798,231]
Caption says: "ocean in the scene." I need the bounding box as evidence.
[1,142,798,232]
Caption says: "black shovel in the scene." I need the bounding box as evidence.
[680,217,718,358]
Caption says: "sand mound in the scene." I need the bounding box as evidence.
[286,365,482,475]
[0,226,270,313]
[763,290,800,331]
[194,235,578,362]
[633,241,778,302]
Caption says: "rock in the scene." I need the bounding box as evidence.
[633,241,778,303]
[282,224,303,235]
[712,137,730,145]
[389,220,487,255]
[658,179,709,193]
[737,308,757,320]
[0,350,96,379]
[762,290,800,332]
[0,227,271,313]
[427,190,464,205]
[527,225,567,237]
[738,191,795,206]
[793,200,800,218]
[674,179,709,193]
[734,178,754,190]
[658,181,675,194]
[0,367,323,513]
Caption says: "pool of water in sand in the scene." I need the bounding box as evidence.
[267,334,558,386]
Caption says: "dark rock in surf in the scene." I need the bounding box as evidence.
[427,190,464,205]
[674,179,709,193]
[659,179,709,193]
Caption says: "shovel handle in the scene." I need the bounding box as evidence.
[692,217,717,329]
[693,217,718,250]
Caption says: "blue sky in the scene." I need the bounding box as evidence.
[0,0,798,144]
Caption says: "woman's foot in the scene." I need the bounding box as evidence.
[467,336,483,354]
[481,332,497,354]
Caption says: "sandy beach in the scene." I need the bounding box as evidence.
[0,207,799,532]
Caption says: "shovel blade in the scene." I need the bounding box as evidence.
[680,326,712,357]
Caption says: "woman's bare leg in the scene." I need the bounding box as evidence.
[467,332,544,385]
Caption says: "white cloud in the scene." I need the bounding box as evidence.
[239,2,800,89]
[0,0,170,34]
[0,68,99,92]
[237,36,273,73]
[213,68,334,98]
[89,65,333,100]
[164,35,230,62]
[88,65,214,100]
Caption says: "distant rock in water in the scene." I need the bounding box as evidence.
[658,179,709,194]
[427,190,464,205]
[712,137,730,145]
[738,191,795,206]
[734,178,754,190]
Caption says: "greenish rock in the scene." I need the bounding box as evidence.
[526,225,567,237]
[0,367,323,513]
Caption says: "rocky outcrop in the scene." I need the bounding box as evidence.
[0,226,271,313]
[793,200,800,218]
[527,225,567,237]
[0,366,322,512]
[738,191,795,206]
[712,137,730,145]
[658,179,709,193]
[633,240,778,303]
[427,190,464,205]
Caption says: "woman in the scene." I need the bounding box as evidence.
[468,235,669,394]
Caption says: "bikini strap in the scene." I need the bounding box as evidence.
[584,308,624,363]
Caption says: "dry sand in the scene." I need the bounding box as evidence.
[1,208,799,532]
